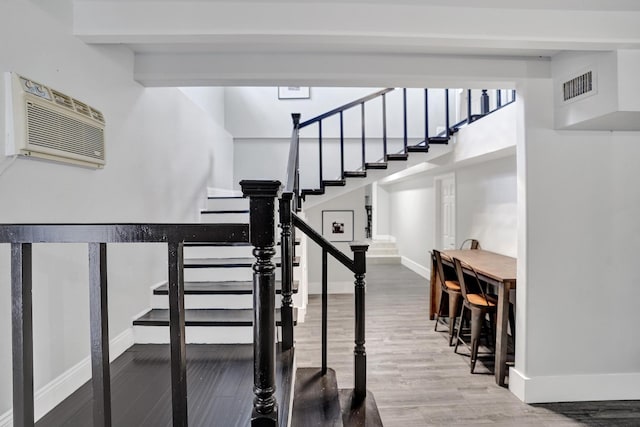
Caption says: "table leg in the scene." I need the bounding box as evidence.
[495,281,512,386]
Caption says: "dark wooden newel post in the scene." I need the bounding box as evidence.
[279,192,294,351]
[350,242,369,401]
[241,179,281,427]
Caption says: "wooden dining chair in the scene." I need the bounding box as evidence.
[432,249,462,346]
[459,239,480,250]
[452,257,497,373]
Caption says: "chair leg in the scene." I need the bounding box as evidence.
[470,308,484,374]
[448,293,461,346]
[509,303,516,347]
[454,305,466,355]
[434,289,446,331]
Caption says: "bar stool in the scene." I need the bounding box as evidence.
[453,257,497,373]
[432,249,462,346]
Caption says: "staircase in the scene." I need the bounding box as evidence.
[366,239,401,264]
[133,195,299,344]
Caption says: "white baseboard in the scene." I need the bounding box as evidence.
[0,328,134,426]
[401,256,430,279]
[308,281,354,295]
[509,367,640,403]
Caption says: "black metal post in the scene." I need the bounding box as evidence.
[424,88,429,145]
[467,89,472,124]
[279,193,294,351]
[340,111,345,178]
[12,243,34,427]
[318,121,323,188]
[241,180,281,427]
[481,89,490,114]
[168,240,187,427]
[361,103,366,169]
[292,114,301,208]
[403,88,408,152]
[88,243,112,427]
[496,89,502,108]
[444,88,450,138]
[382,93,388,158]
[322,248,328,375]
[350,242,369,401]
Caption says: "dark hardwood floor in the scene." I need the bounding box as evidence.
[37,344,293,427]
[295,264,640,426]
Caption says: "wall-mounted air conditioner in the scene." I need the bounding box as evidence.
[4,72,106,168]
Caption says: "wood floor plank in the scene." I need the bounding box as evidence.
[294,264,640,427]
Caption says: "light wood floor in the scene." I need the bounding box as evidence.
[295,263,640,426]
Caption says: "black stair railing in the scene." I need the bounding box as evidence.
[0,223,250,427]
[293,87,515,196]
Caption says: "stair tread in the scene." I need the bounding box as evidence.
[184,256,300,268]
[365,162,388,170]
[153,280,300,295]
[133,308,297,327]
[428,136,450,143]
[292,368,342,427]
[323,180,346,186]
[301,189,325,196]
[407,145,429,152]
[343,171,367,178]
[207,196,243,200]
[385,153,408,161]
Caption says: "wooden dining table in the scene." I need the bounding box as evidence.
[430,249,516,386]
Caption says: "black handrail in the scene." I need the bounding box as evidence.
[298,88,394,128]
[284,114,300,194]
[2,222,250,427]
[292,213,354,270]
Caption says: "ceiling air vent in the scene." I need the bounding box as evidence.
[4,72,106,168]
[562,71,593,102]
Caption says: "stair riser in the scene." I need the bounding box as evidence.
[368,242,397,249]
[200,212,249,223]
[206,198,249,211]
[184,268,282,282]
[151,294,284,309]
[367,249,400,256]
[133,325,284,344]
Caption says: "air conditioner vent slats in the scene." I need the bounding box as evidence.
[27,102,104,161]
[563,71,593,102]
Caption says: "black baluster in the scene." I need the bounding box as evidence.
[322,248,328,375]
[481,89,489,114]
[350,242,369,401]
[318,121,323,189]
[279,193,294,351]
[467,89,472,124]
[340,111,345,178]
[496,89,502,108]
[12,243,34,427]
[403,88,408,152]
[241,180,281,427]
[382,93,388,158]
[168,240,187,427]
[424,89,429,146]
[361,103,366,169]
[444,88,450,139]
[88,243,111,427]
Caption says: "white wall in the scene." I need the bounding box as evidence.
[226,86,451,139]
[510,78,640,403]
[456,156,517,257]
[0,0,233,418]
[304,187,368,294]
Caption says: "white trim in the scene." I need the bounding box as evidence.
[434,172,456,250]
[296,306,307,323]
[401,256,430,279]
[0,328,134,426]
[371,234,395,242]
[132,307,152,323]
[150,280,166,291]
[509,367,640,403]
